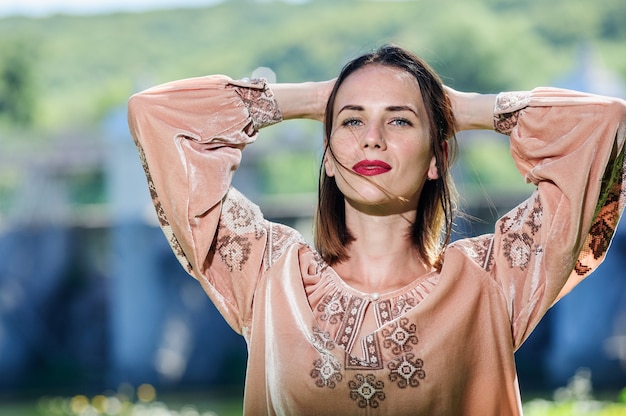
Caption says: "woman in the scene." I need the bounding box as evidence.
[127,45,626,415]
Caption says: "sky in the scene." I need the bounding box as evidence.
[0,0,223,17]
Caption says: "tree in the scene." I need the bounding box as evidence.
[0,40,36,127]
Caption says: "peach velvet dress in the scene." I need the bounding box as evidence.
[128,76,626,415]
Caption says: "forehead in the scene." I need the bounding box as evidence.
[334,64,424,110]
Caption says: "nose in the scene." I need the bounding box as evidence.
[361,123,386,150]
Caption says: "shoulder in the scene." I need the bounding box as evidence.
[447,235,496,272]
[265,222,308,269]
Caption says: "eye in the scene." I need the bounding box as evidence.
[341,117,362,127]
[390,118,413,127]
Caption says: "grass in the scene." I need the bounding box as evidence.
[3,370,625,415]
[0,384,244,416]
[523,369,626,416]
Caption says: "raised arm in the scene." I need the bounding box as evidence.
[128,75,290,332]
[269,79,334,121]
[464,88,626,348]
[127,74,338,333]
[445,86,498,131]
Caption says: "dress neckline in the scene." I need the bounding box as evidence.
[324,265,439,303]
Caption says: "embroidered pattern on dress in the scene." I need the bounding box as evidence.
[215,234,252,272]
[377,301,393,326]
[575,147,626,275]
[315,293,385,370]
[392,296,417,318]
[221,191,266,239]
[133,138,191,272]
[318,292,349,325]
[215,190,267,272]
[346,334,383,370]
[588,218,613,258]
[453,236,496,272]
[526,202,543,234]
[375,297,419,327]
[387,353,426,389]
[266,223,305,269]
[495,91,532,114]
[493,91,531,135]
[335,296,367,352]
[348,374,385,408]
[499,193,543,270]
[233,79,283,131]
[494,112,520,136]
[502,232,534,270]
[574,260,593,276]
[310,327,343,389]
[313,297,428,408]
[381,318,419,355]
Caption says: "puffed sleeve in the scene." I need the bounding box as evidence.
[467,88,626,349]
[127,75,284,334]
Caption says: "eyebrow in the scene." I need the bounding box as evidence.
[337,104,419,117]
[387,105,419,116]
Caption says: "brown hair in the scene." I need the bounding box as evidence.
[314,44,458,270]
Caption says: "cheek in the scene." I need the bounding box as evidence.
[402,144,435,181]
[327,134,361,168]
[400,139,431,163]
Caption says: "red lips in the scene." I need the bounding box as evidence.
[352,160,392,176]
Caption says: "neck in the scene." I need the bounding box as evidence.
[332,205,431,293]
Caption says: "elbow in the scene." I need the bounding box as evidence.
[602,96,626,120]
[608,97,626,149]
[127,91,154,144]
[127,91,148,125]
[126,95,141,144]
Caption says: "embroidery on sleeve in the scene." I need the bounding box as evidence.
[133,138,192,272]
[216,234,252,272]
[216,188,267,272]
[494,113,520,136]
[499,193,543,270]
[454,236,496,272]
[265,222,305,269]
[221,189,266,239]
[233,79,283,131]
[502,233,534,270]
[493,90,531,135]
[575,146,626,275]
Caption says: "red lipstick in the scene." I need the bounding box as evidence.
[352,160,392,176]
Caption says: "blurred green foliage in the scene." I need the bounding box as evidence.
[258,152,319,194]
[0,37,36,126]
[0,0,624,203]
[0,0,624,132]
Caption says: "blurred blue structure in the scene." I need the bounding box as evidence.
[104,106,248,390]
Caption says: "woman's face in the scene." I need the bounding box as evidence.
[325,64,438,214]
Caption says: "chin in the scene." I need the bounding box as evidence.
[347,194,414,212]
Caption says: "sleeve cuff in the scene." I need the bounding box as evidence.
[230,78,283,130]
[493,91,531,135]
